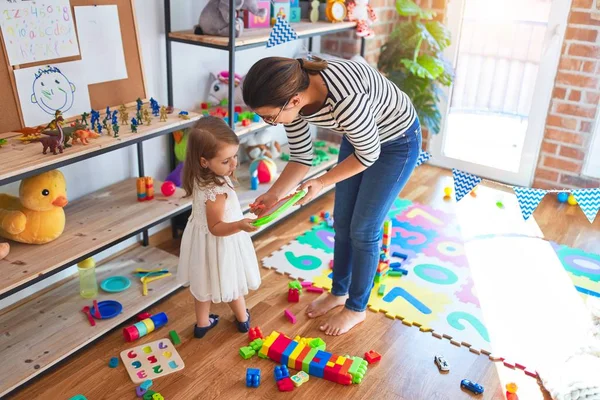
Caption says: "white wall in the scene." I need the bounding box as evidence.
[583,101,600,179]
[0,0,317,308]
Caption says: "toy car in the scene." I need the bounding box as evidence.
[434,355,450,372]
[461,379,484,395]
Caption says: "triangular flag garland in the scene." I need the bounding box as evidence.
[266,17,298,48]
[415,151,432,167]
[513,187,547,220]
[452,169,481,202]
[572,189,600,224]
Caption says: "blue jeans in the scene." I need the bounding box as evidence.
[332,118,422,312]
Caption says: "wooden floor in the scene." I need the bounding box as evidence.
[7,165,598,400]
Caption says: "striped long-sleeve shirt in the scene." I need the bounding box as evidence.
[285,59,417,167]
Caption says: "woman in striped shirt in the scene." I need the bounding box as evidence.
[243,56,421,335]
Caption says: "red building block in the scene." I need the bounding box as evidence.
[242,119,251,127]
[284,309,297,324]
[364,350,381,364]
[307,286,324,294]
[248,326,263,341]
[288,288,299,303]
[276,377,294,392]
[234,105,243,113]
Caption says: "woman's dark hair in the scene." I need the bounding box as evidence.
[243,56,328,109]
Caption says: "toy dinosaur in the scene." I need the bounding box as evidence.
[42,121,86,148]
[72,129,100,145]
[32,125,65,155]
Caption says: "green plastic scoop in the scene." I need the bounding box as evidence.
[252,189,308,227]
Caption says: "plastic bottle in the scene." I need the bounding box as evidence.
[78,257,98,298]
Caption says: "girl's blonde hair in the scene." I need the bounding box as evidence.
[243,56,328,109]
[182,116,240,197]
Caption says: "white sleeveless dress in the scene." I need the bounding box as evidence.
[177,177,261,303]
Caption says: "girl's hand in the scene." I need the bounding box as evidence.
[250,192,278,216]
[237,218,259,232]
[296,177,325,206]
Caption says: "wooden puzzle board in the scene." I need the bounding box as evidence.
[119,338,185,384]
[0,0,146,132]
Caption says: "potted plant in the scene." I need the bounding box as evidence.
[378,0,454,134]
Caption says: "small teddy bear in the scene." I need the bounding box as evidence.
[347,0,376,38]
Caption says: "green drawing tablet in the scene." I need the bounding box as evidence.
[252,189,308,227]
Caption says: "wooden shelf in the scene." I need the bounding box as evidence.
[236,141,339,213]
[169,20,357,50]
[235,120,269,137]
[0,245,181,398]
[0,107,201,186]
[0,178,191,298]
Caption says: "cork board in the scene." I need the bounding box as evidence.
[0,0,146,133]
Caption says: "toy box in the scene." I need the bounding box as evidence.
[272,0,291,23]
[244,0,271,28]
[290,7,301,22]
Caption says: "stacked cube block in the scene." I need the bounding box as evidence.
[374,220,392,284]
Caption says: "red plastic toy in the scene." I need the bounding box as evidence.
[161,181,176,197]
[284,309,297,324]
[277,377,294,392]
[248,326,264,341]
[364,350,381,364]
[242,119,251,127]
[307,286,324,294]
[288,288,300,303]
[234,105,243,113]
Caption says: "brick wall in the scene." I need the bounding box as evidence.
[320,0,447,150]
[532,0,600,189]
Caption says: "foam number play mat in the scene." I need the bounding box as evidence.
[120,338,185,384]
[262,198,600,357]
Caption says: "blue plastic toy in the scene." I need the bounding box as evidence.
[557,192,569,203]
[274,364,289,381]
[108,357,119,368]
[461,379,484,395]
[246,368,261,387]
[140,380,153,390]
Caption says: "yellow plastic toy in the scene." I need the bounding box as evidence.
[0,170,68,244]
[567,194,578,206]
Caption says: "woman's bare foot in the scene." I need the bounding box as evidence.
[320,307,366,336]
[306,293,348,318]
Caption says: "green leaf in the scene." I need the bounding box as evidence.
[417,54,444,79]
[401,59,435,79]
[395,0,435,19]
[425,21,452,50]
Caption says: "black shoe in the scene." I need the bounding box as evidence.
[236,309,250,333]
[194,314,219,338]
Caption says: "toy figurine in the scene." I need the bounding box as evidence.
[33,111,66,155]
[106,106,111,117]
[113,123,120,138]
[143,108,151,125]
[150,98,160,116]
[80,112,89,126]
[105,121,112,136]
[159,106,168,122]
[347,0,376,38]
[310,0,320,22]
[131,123,138,133]
[136,98,143,112]
[0,138,7,148]
[72,129,100,145]
[111,111,118,126]
[97,123,103,134]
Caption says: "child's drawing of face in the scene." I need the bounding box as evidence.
[31,66,76,115]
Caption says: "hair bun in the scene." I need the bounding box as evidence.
[296,58,304,68]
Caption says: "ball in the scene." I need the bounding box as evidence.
[496,201,504,209]
[443,186,452,196]
[161,181,176,197]
[557,192,569,203]
[567,194,578,205]
[249,156,277,184]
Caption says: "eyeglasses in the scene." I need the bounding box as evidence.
[261,98,290,126]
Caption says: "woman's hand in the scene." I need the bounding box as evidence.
[237,218,259,233]
[250,192,279,216]
[296,177,325,206]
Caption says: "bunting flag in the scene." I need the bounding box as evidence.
[572,188,600,224]
[513,187,547,220]
[266,17,298,48]
[452,169,481,202]
[415,151,432,167]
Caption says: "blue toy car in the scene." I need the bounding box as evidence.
[461,379,484,395]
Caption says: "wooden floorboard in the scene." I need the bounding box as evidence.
[7,165,597,400]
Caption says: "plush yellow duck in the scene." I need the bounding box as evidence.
[0,170,68,244]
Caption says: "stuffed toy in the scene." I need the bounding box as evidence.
[208,72,246,107]
[0,242,8,260]
[0,170,68,244]
[245,130,281,161]
[194,0,266,37]
[347,0,376,38]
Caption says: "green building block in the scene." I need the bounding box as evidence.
[169,330,181,345]
[309,338,326,351]
[378,285,386,296]
[143,390,156,400]
[389,270,402,277]
[348,357,368,384]
[288,280,302,292]
[258,350,268,359]
[220,98,228,106]
[374,274,386,284]
[328,146,339,155]
[239,346,256,359]
[280,152,290,161]
[302,348,319,373]
[314,140,326,147]
[249,338,264,351]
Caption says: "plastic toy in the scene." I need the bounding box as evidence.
[377,285,386,296]
[35,116,66,154]
[145,177,155,200]
[119,105,129,125]
[170,330,181,345]
[68,395,87,400]
[250,170,259,190]
[277,377,294,392]
[301,281,313,287]
[310,215,320,223]
[325,0,347,22]
[166,163,184,188]
[140,380,153,390]
[240,345,256,359]
[249,156,278,184]
[81,306,95,326]
[307,286,324,293]
[392,252,408,260]
[100,276,131,293]
[161,181,176,197]
[443,186,452,196]
[364,350,381,364]
[434,355,449,372]
[496,201,504,209]
[347,0,376,38]
[288,288,300,302]
[137,177,147,201]
[109,357,119,368]
[72,129,100,145]
[123,312,168,342]
[245,130,281,160]
[249,326,264,340]
[289,280,302,291]
[90,300,123,319]
[274,364,290,380]
[557,192,568,203]
[259,331,368,385]
[328,146,339,155]
[280,152,290,161]
[309,338,326,350]
[461,379,484,395]
[291,371,309,387]
[246,368,261,387]
[120,338,184,383]
[568,194,578,205]
[141,273,172,296]
[310,0,319,22]
[0,170,67,244]
[252,189,307,227]
[506,382,519,400]
[284,309,297,324]
[159,106,168,122]
[136,386,147,397]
